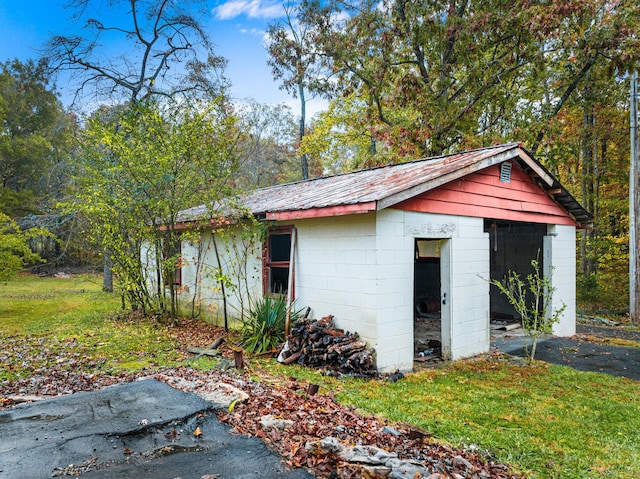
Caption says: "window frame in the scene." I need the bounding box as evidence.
[163,236,182,287]
[263,225,293,295]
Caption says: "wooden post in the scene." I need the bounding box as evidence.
[630,72,640,325]
[233,349,245,369]
[285,227,297,336]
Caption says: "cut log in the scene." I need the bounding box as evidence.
[328,340,366,356]
[283,315,377,376]
[187,337,225,361]
[323,328,346,337]
[282,351,303,365]
[499,323,521,331]
[234,349,245,369]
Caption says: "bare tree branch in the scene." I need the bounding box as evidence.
[43,0,227,108]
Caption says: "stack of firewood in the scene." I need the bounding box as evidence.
[279,315,377,377]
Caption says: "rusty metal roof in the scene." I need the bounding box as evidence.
[245,143,519,212]
[178,143,592,228]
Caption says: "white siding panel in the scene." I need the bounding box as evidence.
[544,224,577,337]
[176,227,262,324]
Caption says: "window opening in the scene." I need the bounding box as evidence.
[163,236,182,286]
[264,227,292,294]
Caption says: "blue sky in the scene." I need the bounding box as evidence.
[0,0,324,116]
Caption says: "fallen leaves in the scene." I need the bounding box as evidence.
[0,318,522,479]
[51,456,99,477]
[0,319,229,399]
[217,377,522,479]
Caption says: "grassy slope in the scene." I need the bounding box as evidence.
[2,275,640,478]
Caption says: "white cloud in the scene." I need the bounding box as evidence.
[239,27,264,36]
[214,0,284,20]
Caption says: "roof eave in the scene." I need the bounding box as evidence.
[261,201,378,221]
[515,146,593,229]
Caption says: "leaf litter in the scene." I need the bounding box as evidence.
[0,318,522,479]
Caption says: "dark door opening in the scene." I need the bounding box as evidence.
[414,239,443,361]
[485,220,546,331]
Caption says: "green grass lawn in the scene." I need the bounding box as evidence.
[0,274,185,379]
[2,275,640,478]
[253,357,640,479]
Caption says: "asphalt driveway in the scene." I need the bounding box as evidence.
[492,324,640,381]
[0,379,312,479]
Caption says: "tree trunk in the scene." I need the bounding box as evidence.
[298,80,308,179]
[103,250,113,292]
[580,107,597,278]
[212,233,229,331]
[629,73,640,325]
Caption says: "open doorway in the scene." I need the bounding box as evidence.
[485,220,546,335]
[414,239,444,362]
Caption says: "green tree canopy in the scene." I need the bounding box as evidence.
[235,100,300,189]
[68,99,241,317]
[0,59,74,217]
[266,2,334,179]
[0,212,50,280]
[291,0,640,163]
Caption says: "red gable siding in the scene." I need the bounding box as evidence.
[393,161,578,226]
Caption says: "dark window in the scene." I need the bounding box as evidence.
[163,237,182,287]
[269,233,291,262]
[269,267,290,294]
[264,227,292,294]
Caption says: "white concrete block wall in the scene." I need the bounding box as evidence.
[374,211,491,368]
[179,227,262,324]
[374,209,415,372]
[544,224,577,337]
[292,214,378,341]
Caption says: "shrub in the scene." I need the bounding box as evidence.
[489,255,566,364]
[241,295,302,354]
[0,213,51,280]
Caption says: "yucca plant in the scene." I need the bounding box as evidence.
[241,295,301,354]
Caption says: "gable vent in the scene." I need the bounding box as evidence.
[499,162,512,183]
